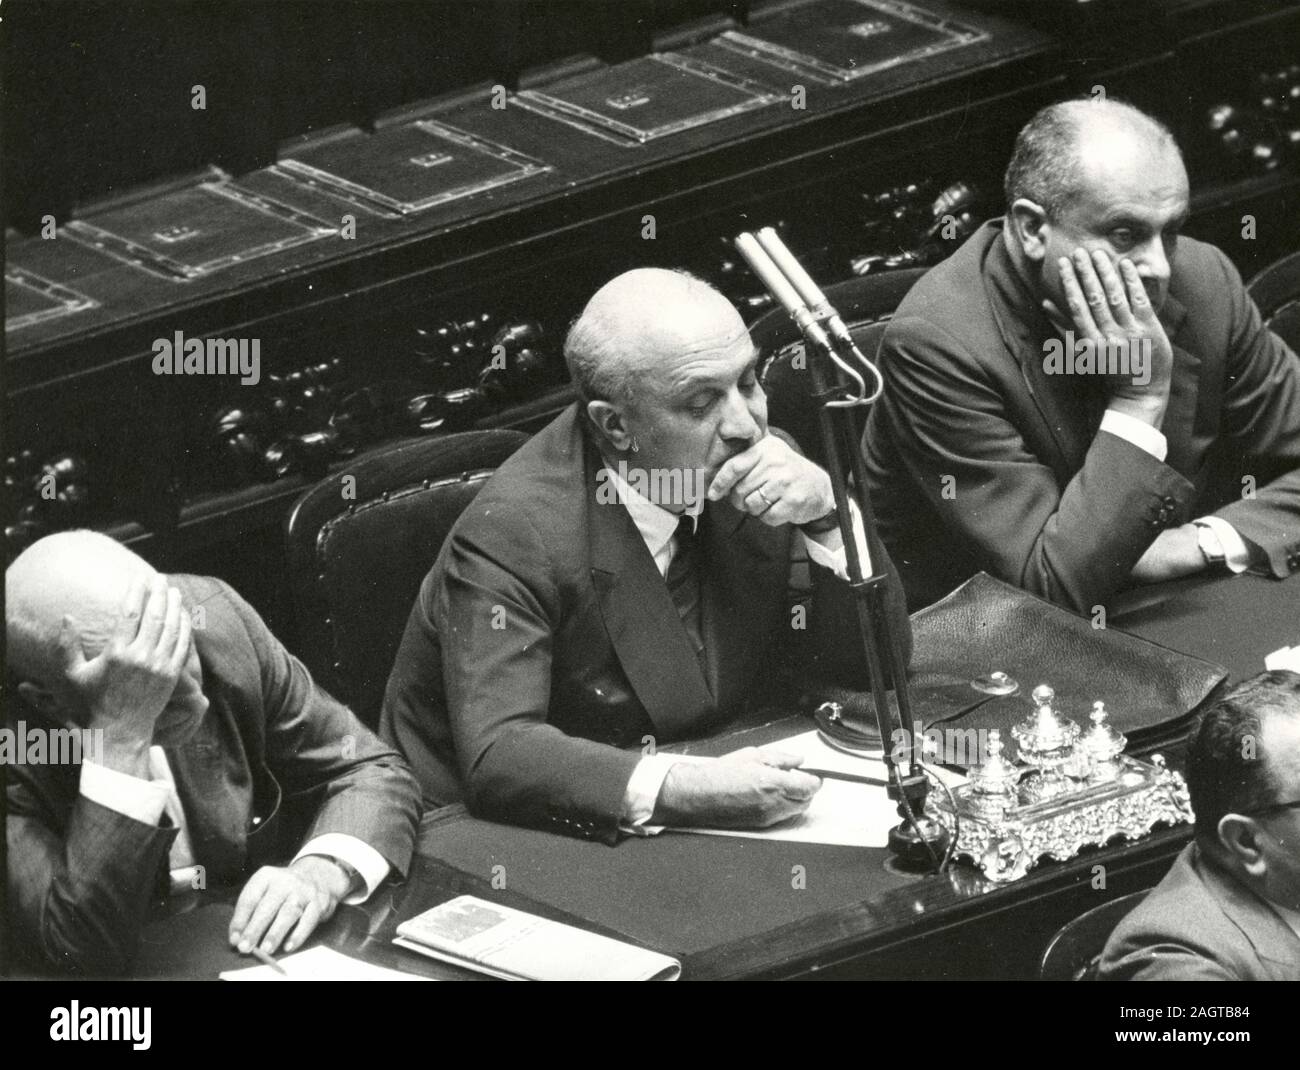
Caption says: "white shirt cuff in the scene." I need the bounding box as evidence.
[79,758,169,826]
[1194,516,1252,574]
[1100,408,1168,462]
[802,499,873,580]
[294,833,392,904]
[618,753,681,834]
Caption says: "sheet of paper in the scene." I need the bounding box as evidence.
[672,730,965,848]
[1265,645,1300,672]
[219,945,431,981]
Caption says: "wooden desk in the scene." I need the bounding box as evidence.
[132,570,1295,980]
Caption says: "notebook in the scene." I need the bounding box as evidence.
[393,895,681,981]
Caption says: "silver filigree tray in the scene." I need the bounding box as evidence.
[932,754,1194,883]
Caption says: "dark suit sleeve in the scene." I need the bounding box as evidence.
[6,769,176,975]
[1205,249,1300,577]
[422,514,639,837]
[875,317,1194,613]
[220,584,421,878]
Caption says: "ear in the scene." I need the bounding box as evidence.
[586,399,633,452]
[1217,813,1268,877]
[17,680,66,722]
[1008,197,1051,262]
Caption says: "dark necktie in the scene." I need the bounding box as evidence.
[666,514,706,670]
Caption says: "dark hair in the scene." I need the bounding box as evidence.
[1003,98,1180,219]
[1186,670,1300,837]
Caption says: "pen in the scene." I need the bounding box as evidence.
[800,767,889,787]
[251,946,288,976]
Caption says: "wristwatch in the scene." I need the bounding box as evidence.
[799,508,840,536]
[1193,521,1226,568]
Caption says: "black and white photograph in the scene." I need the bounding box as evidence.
[2,0,1298,1031]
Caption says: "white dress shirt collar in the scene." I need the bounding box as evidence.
[602,461,702,563]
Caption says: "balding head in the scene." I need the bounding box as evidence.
[1003,98,1189,315]
[564,268,745,409]
[7,530,208,741]
[7,530,156,683]
[564,267,765,505]
[1005,98,1182,220]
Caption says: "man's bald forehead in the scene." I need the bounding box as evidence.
[564,268,748,405]
[585,267,723,309]
[582,268,737,343]
[1056,98,1173,148]
[7,531,156,633]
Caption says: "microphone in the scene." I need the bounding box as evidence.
[755,226,861,350]
[734,233,835,357]
[753,227,883,403]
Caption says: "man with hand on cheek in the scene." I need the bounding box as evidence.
[865,98,1300,613]
[5,531,420,975]
[383,268,910,840]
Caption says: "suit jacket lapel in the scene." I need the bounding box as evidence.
[166,697,249,879]
[707,504,764,717]
[585,441,717,739]
[1157,296,1201,478]
[984,231,1093,470]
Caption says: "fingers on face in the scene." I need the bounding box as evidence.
[115,579,150,646]
[1120,258,1152,315]
[133,576,171,652]
[57,615,87,670]
[709,447,761,500]
[168,608,194,678]
[1058,257,1092,329]
[1072,250,1119,332]
[160,586,185,662]
[1091,250,1133,324]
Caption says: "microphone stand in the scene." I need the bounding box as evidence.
[735,230,949,869]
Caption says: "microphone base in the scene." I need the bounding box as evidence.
[887,773,950,872]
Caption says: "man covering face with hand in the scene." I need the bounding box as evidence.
[5,531,420,975]
[865,98,1300,613]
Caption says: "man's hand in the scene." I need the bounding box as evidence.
[229,856,355,957]
[58,576,192,778]
[707,433,834,527]
[1046,249,1174,428]
[652,747,822,829]
[1130,523,1206,585]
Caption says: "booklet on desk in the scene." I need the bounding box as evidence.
[393,895,682,981]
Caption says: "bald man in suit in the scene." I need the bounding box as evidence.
[382,268,911,841]
[5,531,420,974]
[865,99,1300,613]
